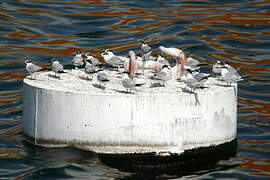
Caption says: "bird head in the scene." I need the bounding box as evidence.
[49,58,58,63]
[24,60,33,64]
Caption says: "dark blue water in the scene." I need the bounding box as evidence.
[0,0,270,179]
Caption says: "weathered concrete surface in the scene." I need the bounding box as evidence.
[23,69,237,154]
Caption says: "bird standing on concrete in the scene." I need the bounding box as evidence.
[105,49,129,62]
[103,50,125,72]
[72,51,84,69]
[50,58,64,78]
[140,40,152,61]
[192,69,210,83]
[181,68,204,92]
[187,56,206,68]
[25,60,42,79]
[97,71,109,88]
[84,60,97,80]
[122,76,136,93]
[221,62,242,86]
[151,65,171,86]
[85,53,101,66]
[212,60,222,76]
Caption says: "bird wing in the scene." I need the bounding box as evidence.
[52,62,63,72]
[141,45,151,54]
[27,64,41,73]
[109,56,123,66]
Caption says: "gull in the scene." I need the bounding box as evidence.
[102,50,125,71]
[85,53,101,66]
[187,56,207,68]
[84,60,97,80]
[212,60,222,76]
[140,40,152,61]
[156,52,170,66]
[192,69,211,83]
[50,58,64,78]
[223,61,240,76]
[104,49,129,62]
[182,68,204,92]
[122,76,136,93]
[72,51,84,69]
[25,60,42,79]
[221,63,242,86]
[97,71,109,88]
[151,65,171,86]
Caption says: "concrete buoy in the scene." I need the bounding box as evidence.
[23,69,237,155]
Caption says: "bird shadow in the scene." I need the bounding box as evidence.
[214,83,231,87]
[150,82,164,88]
[48,74,61,79]
[79,75,93,81]
[113,89,135,94]
[181,88,201,106]
[92,83,105,90]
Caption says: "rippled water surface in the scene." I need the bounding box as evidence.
[0,0,270,179]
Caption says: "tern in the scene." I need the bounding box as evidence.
[25,60,42,79]
[72,51,84,69]
[50,58,64,78]
[97,71,109,88]
[84,59,97,80]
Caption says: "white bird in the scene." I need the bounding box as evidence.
[51,58,64,78]
[25,60,42,79]
[105,49,129,62]
[72,51,84,69]
[97,71,109,88]
[122,76,136,93]
[212,60,222,76]
[103,50,125,71]
[221,63,242,86]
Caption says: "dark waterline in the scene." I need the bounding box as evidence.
[0,0,270,179]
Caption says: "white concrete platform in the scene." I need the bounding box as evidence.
[23,69,237,154]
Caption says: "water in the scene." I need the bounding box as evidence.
[0,0,270,179]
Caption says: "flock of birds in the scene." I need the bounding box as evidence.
[25,41,243,93]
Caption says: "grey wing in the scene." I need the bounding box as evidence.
[109,56,123,66]
[52,63,63,72]
[154,72,167,80]
[123,78,135,88]
[188,58,200,67]
[85,64,96,73]
[98,72,109,81]
[27,64,41,73]
[194,73,209,81]
[141,46,151,54]
[185,78,200,88]
[90,57,100,66]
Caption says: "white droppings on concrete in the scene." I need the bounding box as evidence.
[23,69,237,154]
